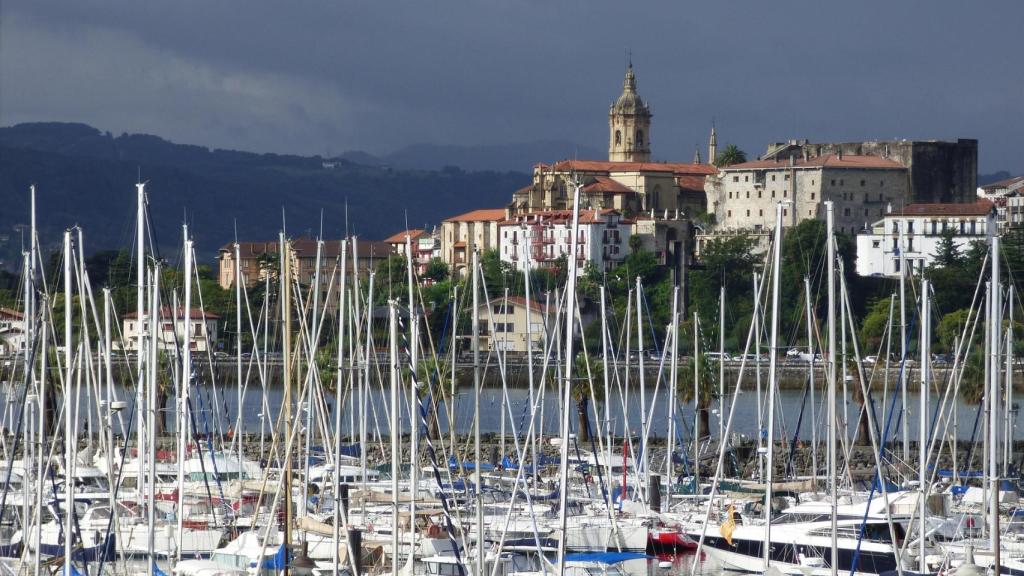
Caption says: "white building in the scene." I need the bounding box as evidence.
[977,175,1024,227]
[0,307,26,356]
[475,297,551,353]
[855,200,995,278]
[498,209,632,275]
[123,307,220,353]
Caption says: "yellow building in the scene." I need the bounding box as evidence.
[475,297,552,354]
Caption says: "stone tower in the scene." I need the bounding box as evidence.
[708,124,718,166]
[608,64,651,162]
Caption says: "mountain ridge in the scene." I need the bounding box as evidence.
[0,122,530,270]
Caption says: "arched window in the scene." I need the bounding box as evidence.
[614,130,621,145]
[636,130,644,146]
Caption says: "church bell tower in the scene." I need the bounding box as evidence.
[608,64,652,163]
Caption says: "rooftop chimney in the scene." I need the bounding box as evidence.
[837,149,843,160]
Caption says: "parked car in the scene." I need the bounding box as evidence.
[705,352,731,363]
[734,353,768,362]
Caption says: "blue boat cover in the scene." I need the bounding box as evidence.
[563,552,651,564]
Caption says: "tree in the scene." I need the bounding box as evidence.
[933,230,962,268]
[628,235,642,254]
[423,258,449,283]
[936,308,972,353]
[859,297,893,351]
[714,144,747,167]
[678,353,716,439]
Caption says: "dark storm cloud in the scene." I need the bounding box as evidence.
[2,1,1020,171]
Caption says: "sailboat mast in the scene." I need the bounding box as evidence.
[719,286,725,443]
[826,201,838,576]
[332,239,348,576]
[990,233,1001,574]
[804,277,817,490]
[556,181,582,576]
[177,231,193,563]
[472,250,483,576]
[762,203,783,571]
[282,234,293,576]
[63,230,74,576]
[635,275,647,504]
[389,301,400,576]
[919,278,929,574]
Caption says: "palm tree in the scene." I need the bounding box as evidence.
[714,144,748,167]
[572,352,605,444]
[678,353,716,440]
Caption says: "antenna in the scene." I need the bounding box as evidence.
[281,207,287,237]
[319,208,324,241]
[233,218,238,244]
[345,197,350,239]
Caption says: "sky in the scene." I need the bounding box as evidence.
[2,1,1021,173]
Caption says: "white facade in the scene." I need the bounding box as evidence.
[123,307,220,353]
[498,210,631,276]
[855,200,995,277]
[0,308,26,356]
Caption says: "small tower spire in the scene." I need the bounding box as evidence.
[694,146,702,164]
[708,121,718,166]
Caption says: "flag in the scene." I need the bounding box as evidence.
[719,505,736,546]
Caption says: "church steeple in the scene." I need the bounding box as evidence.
[694,146,702,164]
[708,123,718,166]
[608,63,652,162]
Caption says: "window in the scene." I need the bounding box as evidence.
[746,191,750,199]
[772,191,776,198]
[615,130,621,145]
[758,191,762,198]
[879,193,884,202]
[493,305,506,314]
[812,180,816,185]
[873,240,881,248]
[728,191,733,199]
[907,220,914,233]
[784,209,788,216]
[728,210,732,217]
[733,176,739,183]
[783,190,788,198]
[895,258,901,273]
[960,221,965,234]
[494,322,515,333]
[892,238,898,251]
[746,210,750,217]
[759,209,763,216]
[844,208,851,217]
[840,179,845,186]
[809,210,813,216]
[831,179,836,186]
[860,179,866,187]
[772,175,776,182]
[892,221,898,233]
[971,221,977,234]
[880,180,884,187]
[908,238,914,252]
[636,130,644,146]
[811,192,816,200]
[864,208,869,216]
[785,174,790,181]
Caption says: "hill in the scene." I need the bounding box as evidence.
[341,140,604,173]
[0,123,530,269]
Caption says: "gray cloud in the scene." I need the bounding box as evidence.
[2,0,1021,171]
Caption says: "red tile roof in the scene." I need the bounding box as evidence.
[583,176,636,194]
[125,307,221,320]
[896,199,995,217]
[0,307,24,320]
[546,159,716,176]
[723,154,904,171]
[382,229,426,244]
[676,174,709,193]
[980,175,1024,192]
[498,209,630,226]
[443,208,508,222]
